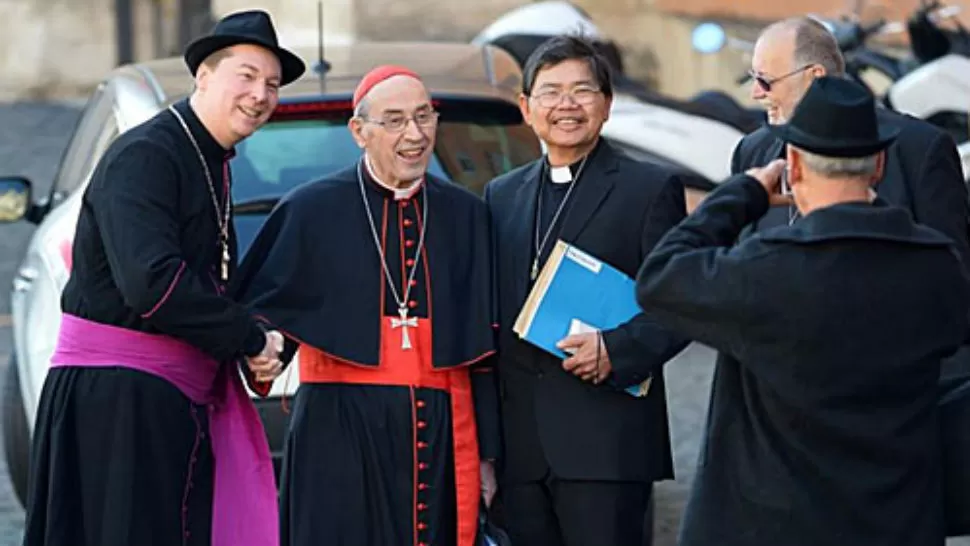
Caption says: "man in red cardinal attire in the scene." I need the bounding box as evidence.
[231,65,501,546]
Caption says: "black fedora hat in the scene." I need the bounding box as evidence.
[768,76,899,158]
[184,10,306,86]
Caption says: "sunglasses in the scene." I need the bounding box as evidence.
[748,64,814,92]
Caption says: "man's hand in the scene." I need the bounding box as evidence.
[481,460,498,508]
[248,330,284,383]
[746,159,793,206]
[557,331,612,384]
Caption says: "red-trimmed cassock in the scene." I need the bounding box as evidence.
[231,159,499,546]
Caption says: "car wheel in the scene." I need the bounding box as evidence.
[3,355,30,508]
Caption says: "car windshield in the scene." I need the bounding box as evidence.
[230,97,541,255]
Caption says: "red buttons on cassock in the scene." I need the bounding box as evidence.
[400,200,409,207]
[418,462,428,470]
[405,240,414,248]
[410,279,417,287]
[417,421,427,429]
[417,441,428,449]
[418,483,429,490]
[409,300,418,308]
[417,523,428,531]
[404,218,413,227]
[406,259,415,267]
[416,400,426,408]
[417,503,428,511]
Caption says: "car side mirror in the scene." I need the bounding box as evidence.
[691,22,727,54]
[0,176,33,224]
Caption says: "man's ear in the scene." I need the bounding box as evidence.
[348,118,367,149]
[871,151,886,185]
[787,146,803,187]
[195,66,211,93]
[518,93,532,127]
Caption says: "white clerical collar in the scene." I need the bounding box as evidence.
[549,164,573,184]
[364,154,423,200]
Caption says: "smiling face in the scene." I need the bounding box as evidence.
[749,28,819,125]
[194,43,282,147]
[519,58,611,163]
[348,75,437,187]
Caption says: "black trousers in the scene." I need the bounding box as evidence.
[501,471,652,546]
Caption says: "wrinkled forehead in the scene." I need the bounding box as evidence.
[367,76,432,114]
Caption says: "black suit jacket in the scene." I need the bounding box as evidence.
[484,140,690,483]
[732,109,970,379]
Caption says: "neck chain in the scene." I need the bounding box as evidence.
[357,159,429,348]
[167,105,232,281]
[532,154,588,281]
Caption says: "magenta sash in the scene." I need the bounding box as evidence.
[50,313,278,546]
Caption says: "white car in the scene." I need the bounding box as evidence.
[0,39,545,508]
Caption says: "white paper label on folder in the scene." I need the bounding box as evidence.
[565,245,602,274]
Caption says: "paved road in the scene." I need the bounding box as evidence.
[0,100,966,546]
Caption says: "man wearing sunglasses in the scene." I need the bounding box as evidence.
[729,15,970,537]
[732,16,968,261]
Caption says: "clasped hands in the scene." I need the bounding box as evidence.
[248,330,285,383]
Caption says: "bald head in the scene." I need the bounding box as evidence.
[751,16,844,124]
[761,17,845,77]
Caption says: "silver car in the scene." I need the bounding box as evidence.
[0,39,542,507]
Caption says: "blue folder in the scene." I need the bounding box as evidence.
[513,240,651,397]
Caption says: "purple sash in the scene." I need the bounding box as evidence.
[50,313,278,546]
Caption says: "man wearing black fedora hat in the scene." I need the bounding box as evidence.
[22,10,305,546]
[636,75,970,546]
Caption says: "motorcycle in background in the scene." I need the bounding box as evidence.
[691,1,970,181]
[473,0,754,192]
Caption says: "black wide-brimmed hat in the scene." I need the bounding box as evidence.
[768,76,899,157]
[184,10,306,86]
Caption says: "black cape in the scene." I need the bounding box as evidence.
[230,162,495,367]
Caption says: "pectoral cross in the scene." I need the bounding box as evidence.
[391,306,418,350]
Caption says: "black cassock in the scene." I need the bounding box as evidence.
[231,161,500,546]
[23,99,270,546]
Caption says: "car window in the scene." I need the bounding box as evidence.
[231,98,542,255]
[49,83,116,204]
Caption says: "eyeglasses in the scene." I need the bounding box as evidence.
[530,85,602,108]
[361,110,439,133]
[748,65,814,92]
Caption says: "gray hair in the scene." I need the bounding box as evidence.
[795,146,879,178]
[792,17,846,76]
[354,97,370,118]
[765,17,846,76]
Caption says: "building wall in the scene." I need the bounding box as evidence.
[1,0,967,101]
[0,0,166,101]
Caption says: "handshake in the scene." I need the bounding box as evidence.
[248,330,286,383]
